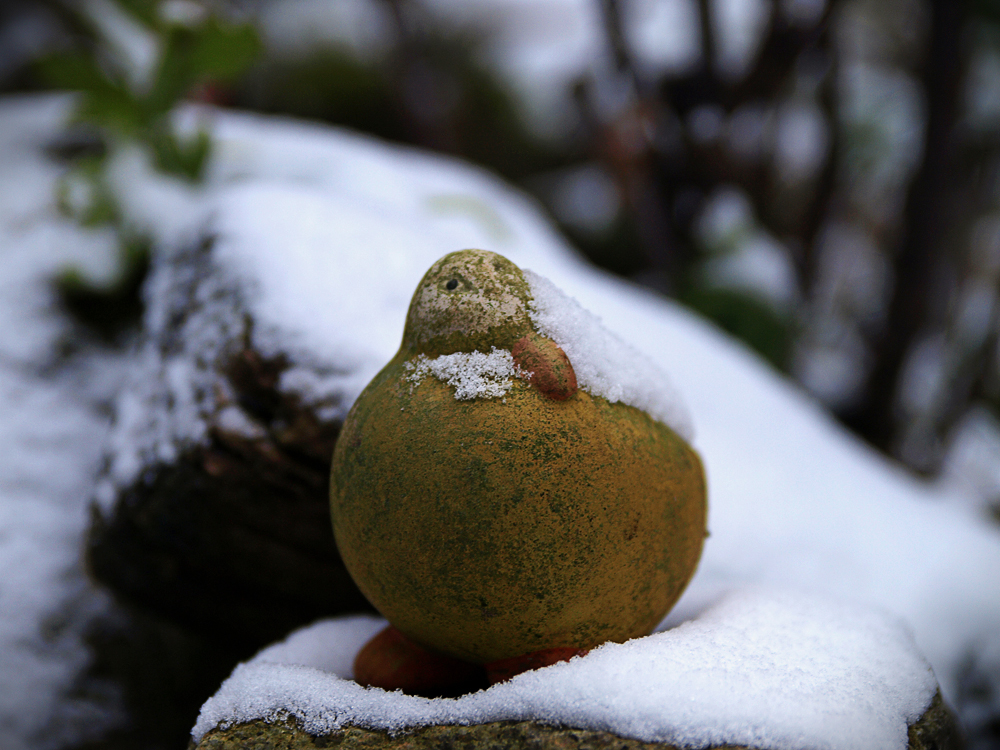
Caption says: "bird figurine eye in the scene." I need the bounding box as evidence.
[446,279,459,290]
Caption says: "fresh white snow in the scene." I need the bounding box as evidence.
[2,93,1000,748]
[404,348,529,400]
[0,93,127,749]
[525,268,694,440]
[193,588,937,750]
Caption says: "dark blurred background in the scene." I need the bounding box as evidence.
[3,0,1000,510]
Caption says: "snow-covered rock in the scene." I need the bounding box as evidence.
[87,232,372,651]
[98,100,1000,744]
[113,98,1000,694]
[192,590,947,750]
[2,92,999,748]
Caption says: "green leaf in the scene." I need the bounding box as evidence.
[145,19,260,116]
[76,89,146,135]
[681,286,793,371]
[187,20,261,81]
[37,52,147,135]
[115,0,159,27]
[55,234,151,341]
[150,126,211,181]
[42,1,260,196]
[55,158,120,226]
[36,52,109,91]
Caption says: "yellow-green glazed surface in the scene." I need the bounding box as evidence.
[330,250,706,664]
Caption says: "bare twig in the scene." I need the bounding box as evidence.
[842,0,968,453]
[731,2,835,106]
[598,0,635,80]
[697,0,717,78]
[795,31,839,296]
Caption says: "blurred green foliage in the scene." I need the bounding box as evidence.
[680,287,793,371]
[39,1,259,181]
[55,235,151,343]
[37,0,259,341]
[976,0,1000,24]
[241,50,402,141]
[55,155,118,227]
[235,33,566,184]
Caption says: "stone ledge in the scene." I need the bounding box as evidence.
[194,690,963,750]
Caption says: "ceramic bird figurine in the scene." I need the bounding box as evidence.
[330,249,706,691]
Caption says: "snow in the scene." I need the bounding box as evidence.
[404,348,528,400]
[2,93,1000,747]
[0,93,128,749]
[397,265,696,436]
[68,98,997,744]
[193,588,937,750]
[938,407,1000,516]
[251,615,387,679]
[525,269,694,440]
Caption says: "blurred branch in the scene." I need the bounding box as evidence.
[588,0,839,303]
[381,0,460,153]
[844,0,969,455]
[791,29,839,295]
[731,2,835,105]
[697,0,717,81]
[586,1,687,288]
[598,0,638,87]
[945,320,1000,441]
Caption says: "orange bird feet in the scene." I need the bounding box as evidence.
[354,625,589,696]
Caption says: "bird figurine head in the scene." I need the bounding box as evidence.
[330,249,706,690]
[401,250,534,357]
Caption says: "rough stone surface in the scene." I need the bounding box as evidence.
[193,690,963,750]
[908,692,966,750]
[88,344,370,651]
[87,235,372,653]
[402,250,534,357]
[82,346,371,746]
[84,237,373,748]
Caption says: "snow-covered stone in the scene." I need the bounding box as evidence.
[94,99,1000,745]
[2,93,1000,748]
[193,589,940,750]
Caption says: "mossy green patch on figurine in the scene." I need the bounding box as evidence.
[330,249,707,674]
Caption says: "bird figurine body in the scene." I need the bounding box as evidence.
[330,249,706,691]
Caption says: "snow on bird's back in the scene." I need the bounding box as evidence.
[524,269,694,442]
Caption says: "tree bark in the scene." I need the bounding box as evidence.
[842,0,968,454]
